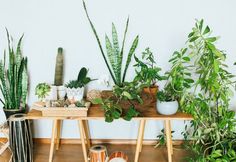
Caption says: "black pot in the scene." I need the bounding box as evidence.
[3,108,26,119]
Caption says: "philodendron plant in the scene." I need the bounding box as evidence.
[0,30,28,111]
[182,20,236,161]
[83,0,138,87]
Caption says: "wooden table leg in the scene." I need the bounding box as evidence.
[78,120,88,162]
[56,120,62,150]
[134,119,146,162]
[164,120,172,162]
[49,120,58,162]
[83,120,91,149]
[139,120,146,152]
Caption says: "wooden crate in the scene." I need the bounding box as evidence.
[32,102,90,117]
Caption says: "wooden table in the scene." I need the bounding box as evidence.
[26,104,193,162]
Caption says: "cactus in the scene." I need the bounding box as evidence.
[54,47,64,86]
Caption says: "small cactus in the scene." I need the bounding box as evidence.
[54,47,64,86]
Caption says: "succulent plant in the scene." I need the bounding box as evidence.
[35,83,51,100]
[54,47,64,86]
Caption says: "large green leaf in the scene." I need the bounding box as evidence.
[122,35,139,82]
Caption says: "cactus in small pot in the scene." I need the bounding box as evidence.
[53,47,65,100]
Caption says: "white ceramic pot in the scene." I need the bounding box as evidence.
[157,100,179,115]
[45,85,58,101]
[66,87,84,103]
[57,86,66,100]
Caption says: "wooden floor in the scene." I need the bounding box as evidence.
[0,144,189,162]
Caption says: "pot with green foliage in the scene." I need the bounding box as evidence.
[66,67,93,103]
[157,48,194,115]
[134,47,164,101]
[0,30,28,118]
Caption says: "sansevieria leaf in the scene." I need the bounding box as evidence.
[122,35,139,82]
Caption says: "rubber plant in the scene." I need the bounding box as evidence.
[83,0,139,87]
[182,20,236,161]
[0,30,28,111]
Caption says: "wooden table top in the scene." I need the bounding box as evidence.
[26,104,193,120]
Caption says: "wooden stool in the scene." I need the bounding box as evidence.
[0,122,9,155]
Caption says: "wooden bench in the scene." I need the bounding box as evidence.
[26,104,193,162]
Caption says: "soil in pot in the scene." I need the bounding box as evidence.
[3,109,26,119]
[101,90,156,114]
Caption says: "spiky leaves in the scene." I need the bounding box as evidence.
[0,31,28,110]
[83,1,139,87]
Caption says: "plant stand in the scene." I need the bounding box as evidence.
[9,114,33,162]
[27,103,193,162]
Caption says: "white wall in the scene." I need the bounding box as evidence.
[0,0,236,139]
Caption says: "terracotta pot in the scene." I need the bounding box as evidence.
[143,85,158,102]
[3,108,26,119]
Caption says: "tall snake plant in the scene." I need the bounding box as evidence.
[83,1,139,87]
[0,30,28,110]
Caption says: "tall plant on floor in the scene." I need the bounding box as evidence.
[83,0,139,87]
[0,30,28,112]
[183,20,236,161]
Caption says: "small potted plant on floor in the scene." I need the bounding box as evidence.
[0,30,28,118]
[157,48,193,115]
[66,67,93,104]
[134,47,164,101]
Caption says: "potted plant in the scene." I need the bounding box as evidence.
[134,47,164,100]
[83,1,138,87]
[66,67,93,103]
[181,20,236,161]
[53,47,65,100]
[157,48,193,115]
[0,30,28,118]
[35,83,52,101]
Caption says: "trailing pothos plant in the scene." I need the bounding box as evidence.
[134,47,164,87]
[93,81,143,122]
[83,1,138,87]
[157,48,194,103]
[182,19,236,161]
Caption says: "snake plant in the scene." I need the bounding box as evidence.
[0,30,28,110]
[83,1,139,87]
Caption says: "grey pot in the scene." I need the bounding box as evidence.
[157,100,179,115]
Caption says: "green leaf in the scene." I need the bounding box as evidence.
[189,36,199,42]
[183,57,190,61]
[203,26,210,35]
[122,35,139,82]
[77,67,88,81]
[92,98,103,104]
[122,91,133,99]
[206,37,217,42]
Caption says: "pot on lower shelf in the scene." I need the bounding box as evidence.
[3,108,26,119]
[156,100,178,115]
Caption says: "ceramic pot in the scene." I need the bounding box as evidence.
[156,100,178,115]
[45,85,57,101]
[66,87,84,104]
[57,86,66,100]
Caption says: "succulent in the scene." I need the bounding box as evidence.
[35,83,51,100]
[54,47,64,86]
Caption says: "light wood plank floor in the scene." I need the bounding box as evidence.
[0,144,189,162]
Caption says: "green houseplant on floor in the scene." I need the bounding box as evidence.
[182,20,236,161]
[0,30,28,118]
